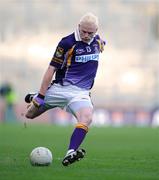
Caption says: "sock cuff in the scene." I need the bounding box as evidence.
[76,123,88,132]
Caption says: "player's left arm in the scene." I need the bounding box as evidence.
[100,38,105,53]
[96,34,106,53]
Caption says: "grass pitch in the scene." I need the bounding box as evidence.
[0,123,159,180]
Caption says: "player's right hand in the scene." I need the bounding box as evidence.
[32,94,45,108]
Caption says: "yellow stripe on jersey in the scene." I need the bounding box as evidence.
[96,39,102,51]
[67,45,76,66]
[51,57,63,64]
[76,123,88,132]
[96,39,104,52]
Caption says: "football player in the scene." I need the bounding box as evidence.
[25,12,105,166]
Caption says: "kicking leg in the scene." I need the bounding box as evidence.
[25,92,36,103]
[24,93,48,119]
[25,102,48,119]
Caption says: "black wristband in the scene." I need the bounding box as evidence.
[37,93,45,99]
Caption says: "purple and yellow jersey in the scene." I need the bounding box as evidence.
[50,29,105,90]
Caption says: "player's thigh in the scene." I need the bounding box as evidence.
[67,101,93,126]
[44,84,67,108]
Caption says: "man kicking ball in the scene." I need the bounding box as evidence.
[25,12,105,166]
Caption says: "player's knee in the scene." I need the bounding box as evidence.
[75,107,93,126]
[80,112,93,126]
[25,103,38,119]
[25,112,35,119]
[85,114,92,126]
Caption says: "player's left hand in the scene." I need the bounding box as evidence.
[100,39,105,52]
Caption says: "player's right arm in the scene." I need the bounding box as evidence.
[32,65,56,107]
[38,65,56,96]
[33,37,70,107]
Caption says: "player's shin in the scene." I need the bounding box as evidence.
[67,123,88,152]
[25,102,46,119]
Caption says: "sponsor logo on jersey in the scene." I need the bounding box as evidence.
[76,48,85,54]
[75,54,99,63]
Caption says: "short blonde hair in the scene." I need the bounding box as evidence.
[79,12,99,28]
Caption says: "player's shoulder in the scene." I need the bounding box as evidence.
[94,34,106,45]
[62,33,75,41]
[94,34,102,41]
[59,33,76,48]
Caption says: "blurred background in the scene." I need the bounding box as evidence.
[0,0,159,126]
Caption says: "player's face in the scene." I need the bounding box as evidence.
[79,23,98,43]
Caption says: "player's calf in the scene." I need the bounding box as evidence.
[25,102,39,119]
[25,92,46,119]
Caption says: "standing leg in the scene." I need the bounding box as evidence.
[68,123,88,151]
[62,105,93,166]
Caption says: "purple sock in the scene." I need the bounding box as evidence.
[68,128,87,150]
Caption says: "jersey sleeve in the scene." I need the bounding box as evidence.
[50,39,69,69]
[95,34,106,53]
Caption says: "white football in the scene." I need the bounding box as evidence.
[30,147,53,166]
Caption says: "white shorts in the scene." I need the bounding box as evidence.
[44,83,93,114]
